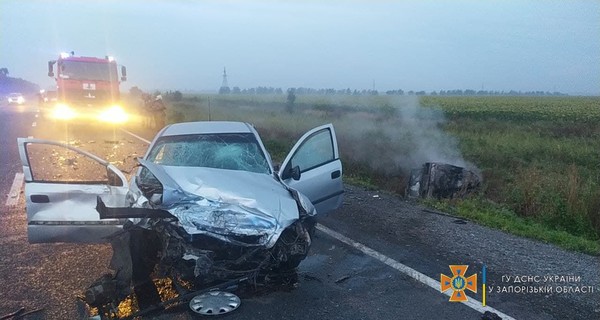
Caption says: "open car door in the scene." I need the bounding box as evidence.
[17,138,129,243]
[279,124,343,215]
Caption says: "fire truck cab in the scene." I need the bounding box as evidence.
[47,52,129,124]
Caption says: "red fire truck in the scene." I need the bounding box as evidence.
[47,52,128,123]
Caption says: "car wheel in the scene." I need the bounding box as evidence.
[272,221,312,270]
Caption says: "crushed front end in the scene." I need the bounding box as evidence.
[88,165,316,318]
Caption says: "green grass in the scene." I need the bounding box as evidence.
[420,96,600,255]
[154,93,600,255]
[421,96,600,244]
[425,197,600,255]
[343,174,378,191]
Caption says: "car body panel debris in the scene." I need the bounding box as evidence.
[406,162,480,199]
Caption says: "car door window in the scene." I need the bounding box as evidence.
[26,143,110,184]
[290,129,334,172]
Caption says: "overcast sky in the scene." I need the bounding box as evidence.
[1,0,599,95]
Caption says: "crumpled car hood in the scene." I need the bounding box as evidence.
[136,160,299,248]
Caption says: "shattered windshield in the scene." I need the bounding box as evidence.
[59,60,117,81]
[147,133,270,174]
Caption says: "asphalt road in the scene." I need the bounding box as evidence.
[0,102,598,319]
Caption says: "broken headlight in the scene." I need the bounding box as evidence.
[136,168,164,202]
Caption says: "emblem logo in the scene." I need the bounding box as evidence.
[441,265,477,302]
[83,83,96,90]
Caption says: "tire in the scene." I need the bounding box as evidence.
[272,222,312,271]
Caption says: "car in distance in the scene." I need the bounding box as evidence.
[7,92,25,104]
[17,121,344,308]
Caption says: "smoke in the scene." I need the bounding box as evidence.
[332,96,478,176]
[181,94,478,177]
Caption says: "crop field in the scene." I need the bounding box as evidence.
[421,96,600,253]
[151,94,600,254]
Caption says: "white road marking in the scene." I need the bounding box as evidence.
[5,172,24,207]
[27,136,33,139]
[120,129,150,144]
[31,122,37,127]
[121,127,515,318]
[316,224,516,320]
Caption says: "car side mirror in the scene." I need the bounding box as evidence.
[280,164,301,181]
[290,165,301,181]
[48,60,55,77]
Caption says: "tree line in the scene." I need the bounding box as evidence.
[0,67,40,95]
[386,89,567,96]
[218,85,567,96]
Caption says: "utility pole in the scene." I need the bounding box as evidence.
[219,67,230,94]
[221,67,228,88]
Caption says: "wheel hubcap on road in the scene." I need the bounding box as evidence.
[189,291,241,316]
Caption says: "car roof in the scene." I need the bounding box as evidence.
[160,121,255,137]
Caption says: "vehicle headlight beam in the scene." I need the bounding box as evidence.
[52,103,76,120]
[98,105,129,124]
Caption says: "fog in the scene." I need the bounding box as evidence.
[1,0,599,95]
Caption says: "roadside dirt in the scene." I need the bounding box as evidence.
[0,203,112,319]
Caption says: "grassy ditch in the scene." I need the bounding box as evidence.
[421,96,600,254]
[154,94,600,255]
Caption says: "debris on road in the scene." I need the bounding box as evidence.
[301,273,323,283]
[65,139,81,146]
[0,307,44,320]
[406,162,480,199]
[0,308,24,320]
[334,275,351,284]
[481,311,503,320]
[120,276,248,320]
[188,291,241,316]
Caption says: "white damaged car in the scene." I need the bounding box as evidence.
[17,121,343,309]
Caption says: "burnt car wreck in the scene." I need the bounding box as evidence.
[406,162,480,199]
[17,121,344,318]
